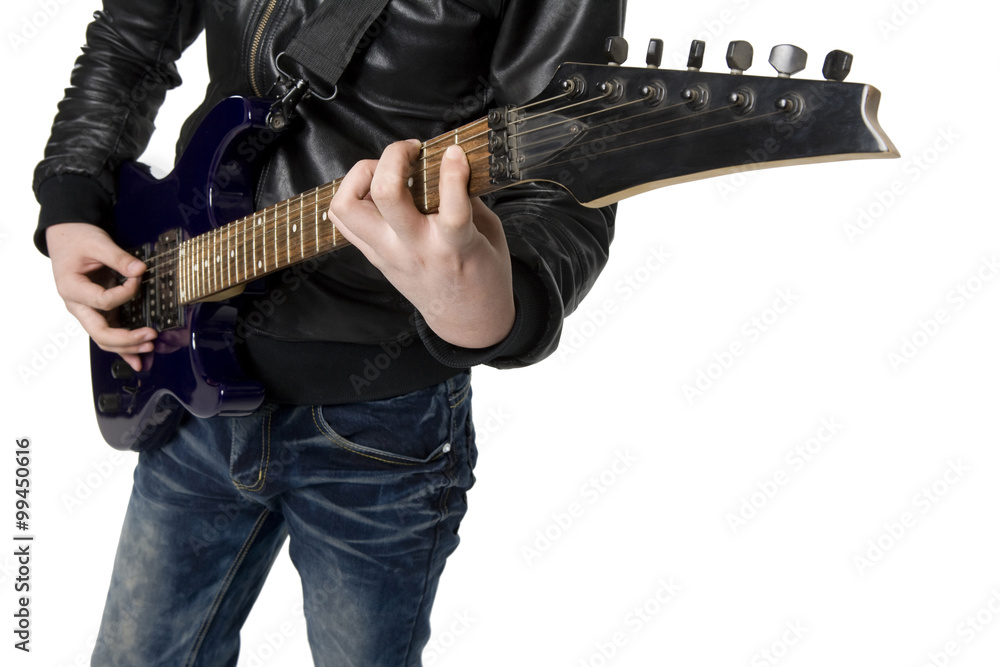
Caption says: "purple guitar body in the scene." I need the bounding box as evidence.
[92,97,278,450]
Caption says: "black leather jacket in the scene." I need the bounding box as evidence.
[33,0,625,403]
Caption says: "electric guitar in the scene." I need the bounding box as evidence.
[92,42,898,449]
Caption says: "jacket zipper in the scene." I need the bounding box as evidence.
[248,0,280,96]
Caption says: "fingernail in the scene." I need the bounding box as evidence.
[127,260,145,275]
[445,144,465,160]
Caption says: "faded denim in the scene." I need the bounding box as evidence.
[91,371,476,667]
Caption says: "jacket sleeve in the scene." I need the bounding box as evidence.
[414,0,626,369]
[31,1,204,255]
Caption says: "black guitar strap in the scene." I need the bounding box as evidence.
[284,0,392,89]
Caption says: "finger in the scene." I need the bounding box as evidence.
[469,197,508,250]
[59,272,144,312]
[435,144,475,245]
[368,140,424,239]
[68,301,157,354]
[48,223,146,278]
[329,159,388,251]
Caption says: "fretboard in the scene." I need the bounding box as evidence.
[175,116,494,304]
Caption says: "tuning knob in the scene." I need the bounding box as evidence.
[726,40,753,74]
[769,44,807,78]
[687,40,705,71]
[604,36,628,66]
[822,50,853,82]
[646,39,663,68]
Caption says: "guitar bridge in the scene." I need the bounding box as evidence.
[119,229,185,332]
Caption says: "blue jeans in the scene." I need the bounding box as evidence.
[91,371,476,667]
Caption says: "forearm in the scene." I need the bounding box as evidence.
[33,2,203,254]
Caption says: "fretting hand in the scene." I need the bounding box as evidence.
[329,140,515,349]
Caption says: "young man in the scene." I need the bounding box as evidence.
[34,1,624,664]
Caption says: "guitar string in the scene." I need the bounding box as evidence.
[134,96,773,300]
[135,92,708,275]
[133,74,753,273]
[135,103,748,301]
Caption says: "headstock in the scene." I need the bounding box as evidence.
[487,39,899,208]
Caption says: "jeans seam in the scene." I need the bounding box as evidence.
[310,406,445,466]
[401,481,451,666]
[232,409,273,491]
[183,508,273,667]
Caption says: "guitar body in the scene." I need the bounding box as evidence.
[92,97,278,450]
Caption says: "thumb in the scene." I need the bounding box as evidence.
[435,144,474,240]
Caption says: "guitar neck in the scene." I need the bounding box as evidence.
[176,117,494,305]
[172,58,898,306]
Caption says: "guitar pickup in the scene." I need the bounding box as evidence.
[152,229,185,331]
[118,229,185,332]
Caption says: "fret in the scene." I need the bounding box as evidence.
[210,228,217,294]
[312,190,319,258]
[241,215,248,283]
[262,208,269,273]
[194,234,201,300]
[178,242,186,303]
[226,222,232,289]
[421,147,428,212]
[252,213,259,277]
[285,197,291,266]
[215,227,222,290]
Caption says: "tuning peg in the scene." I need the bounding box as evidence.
[726,40,753,74]
[646,38,664,68]
[769,44,807,78]
[604,36,629,65]
[822,50,853,82]
[687,40,705,71]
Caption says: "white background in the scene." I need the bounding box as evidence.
[3,0,999,665]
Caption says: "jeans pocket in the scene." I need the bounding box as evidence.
[313,380,457,468]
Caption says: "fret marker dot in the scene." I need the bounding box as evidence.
[292,224,297,232]
[322,212,328,221]
[407,177,414,188]
[230,250,235,257]
[257,260,263,269]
